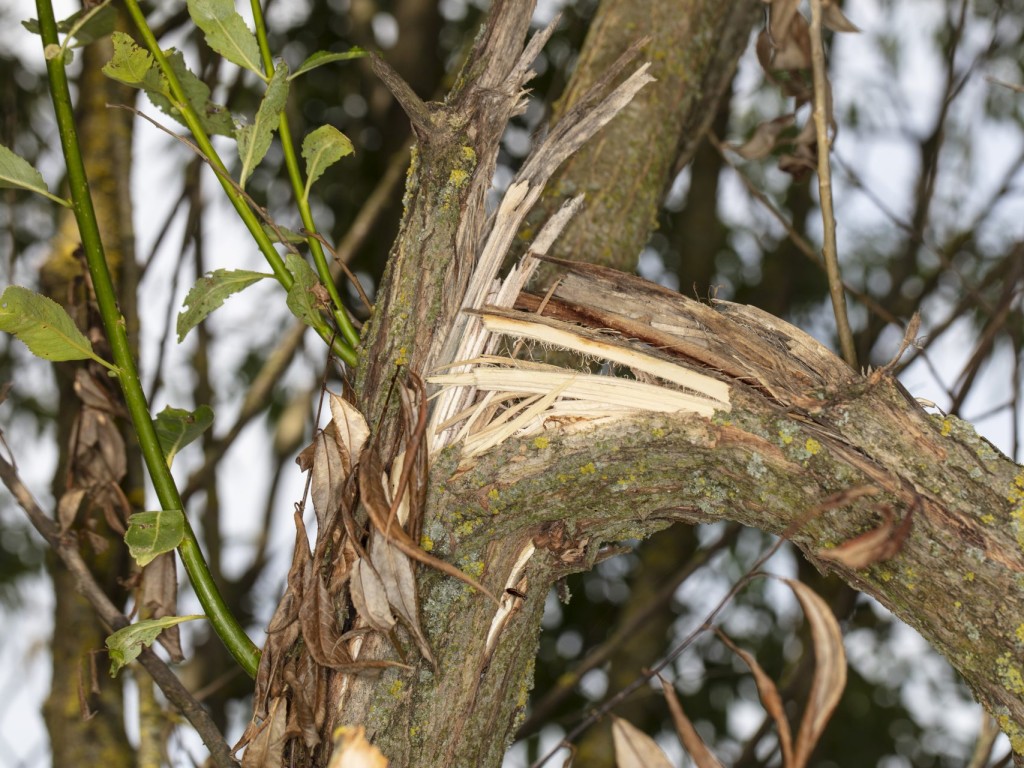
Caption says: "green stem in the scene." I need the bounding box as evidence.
[121,0,357,365]
[249,0,360,350]
[36,0,260,678]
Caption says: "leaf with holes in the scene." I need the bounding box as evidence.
[153,405,214,467]
[125,510,186,567]
[106,614,203,677]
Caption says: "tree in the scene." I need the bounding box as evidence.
[1,0,1022,766]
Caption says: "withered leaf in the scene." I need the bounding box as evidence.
[57,488,86,533]
[350,556,397,634]
[822,0,861,33]
[714,631,792,765]
[141,552,183,661]
[240,696,289,768]
[817,506,912,569]
[360,447,498,603]
[311,425,347,530]
[731,114,796,160]
[658,675,724,768]
[611,716,673,768]
[369,533,435,665]
[785,578,847,768]
[758,10,811,72]
[329,392,370,476]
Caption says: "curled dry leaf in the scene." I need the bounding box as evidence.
[658,675,725,768]
[714,631,793,766]
[784,578,847,768]
[817,504,913,570]
[369,532,435,666]
[329,392,370,476]
[350,556,398,634]
[611,715,674,768]
[821,0,861,33]
[240,696,288,768]
[327,725,388,768]
[731,114,796,160]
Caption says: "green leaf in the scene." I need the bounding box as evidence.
[186,0,264,77]
[103,33,234,137]
[106,614,203,677]
[125,510,186,568]
[22,3,116,48]
[237,62,290,189]
[289,47,367,80]
[261,223,307,244]
[0,286,112,367]
[102,31,159,89]
[177,268,269,342]
[153,405,214,468]
[285,254,323,329]
[150,50,236,137]
[0,145,70,207]
[301,125,354,203]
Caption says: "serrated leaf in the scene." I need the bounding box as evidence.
[102,31,159,88]
[301,125,353,202]
[0,145,70,207]
[0,286,110,365]
[284,253,323,328]
[177,268,269,342]
[186,0,263,76]
[149,50,235,137]
[153,405,214,467]
[237,62,290,189]
[106,614,202,677]
[289,47,367,80]
[125,510,186,567]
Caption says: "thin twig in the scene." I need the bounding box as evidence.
[808,0,857,368]
[0,453,237,767]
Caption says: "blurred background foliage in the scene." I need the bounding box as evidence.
[0,0,1021,765]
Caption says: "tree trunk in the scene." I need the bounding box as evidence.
[245,1,1024,765]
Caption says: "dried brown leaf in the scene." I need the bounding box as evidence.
[300,556,354,667]
[785,578,847,768]
[731,115,796,160]
[817,505,912,569]
[141,552,183,661]
[350,556,397,634]
[715,632,793,765]
[57,488,86,533]
[658,676,725,768]
[360,447,498,603]
[327,725,388,768]
[369,533,435,665]
[240,696,288,768]
[329,393,370,476]
[611,716,674,768]
[822,0,861,33]
[758,11,811,72]
[311,425,347,530]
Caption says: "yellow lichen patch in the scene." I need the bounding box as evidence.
[997,715,1024,753]
[981,513,996,524]
[460,145,477,163]
[1016,623,1024,645]
[488,488,499,500]
[532,436,550,449]
[805,438,822,455]
[941,418,953,437]
[396,346,409,366]
[462,560,485,578]
[997,652,1024,696]
[448,168,469,187]
[651,427,665,438]
[580,462,596,475]
[389,679,404,697]
[1009,470,1024,551]
[778,431,794,445]
[420,535,434,552]
[964,571,975,582]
